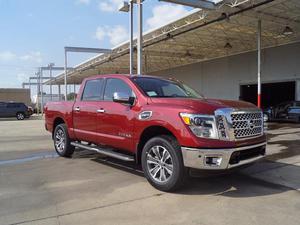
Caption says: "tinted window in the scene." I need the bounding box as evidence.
[7,103,22,108]
[288,107,300,114]
[132,77,203,99]
[104,78,133,101]
[295,102,300,107]
[82,79,104,101]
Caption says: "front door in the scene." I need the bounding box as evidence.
[97,78,136,151]
[73,78,104,143]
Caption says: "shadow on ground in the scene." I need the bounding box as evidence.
[72,148,299,198]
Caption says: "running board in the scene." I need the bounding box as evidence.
[71,142,135,162]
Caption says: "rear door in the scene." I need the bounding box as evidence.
[6,103,18,117]
[73,78,104,143]
[0,103,7,117]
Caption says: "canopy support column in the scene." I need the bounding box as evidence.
[257,19,262,108]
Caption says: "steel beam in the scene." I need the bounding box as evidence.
[64,50,68,101]
[130,1,134,75]
[119,1,134,75]
[22,82,39,86]
[64,46,111,101]
[137,0,143,75]
[64,47,112,54]
[40,68,44,114]
[159,0,218,10]
[40,67,73,71]
[30,77,52,80]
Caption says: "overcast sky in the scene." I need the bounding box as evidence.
[0,0,192,91]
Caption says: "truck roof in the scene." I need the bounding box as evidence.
[84,74,161,81]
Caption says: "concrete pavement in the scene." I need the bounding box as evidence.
[0,119,299,225]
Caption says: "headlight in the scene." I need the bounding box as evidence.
[180,113,218,139]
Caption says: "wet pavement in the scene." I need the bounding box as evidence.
[265,122,300,160]
[0,119,299,225]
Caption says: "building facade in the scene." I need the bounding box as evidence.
[155,42,300,108]
[0,88,31,105]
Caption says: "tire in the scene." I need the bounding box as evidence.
[16,112,25,120]
[141,135,186,192]
[53,124,75,157]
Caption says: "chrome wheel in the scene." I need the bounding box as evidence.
[55,128,65,153]
[146,145,173,183]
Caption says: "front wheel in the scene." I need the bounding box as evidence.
[16,112,25,120]
[53,124,75,157]
[141,135,186,192]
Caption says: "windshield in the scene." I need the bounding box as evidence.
[132,77,204,99]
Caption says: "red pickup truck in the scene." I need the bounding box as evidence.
[45,74,266,191]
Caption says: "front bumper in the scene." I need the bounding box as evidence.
[181,142,266,170]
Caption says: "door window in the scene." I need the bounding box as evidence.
[104,78,134,101]
[82,79,104,101]
[7,103,18,108]
[0,103,6,109]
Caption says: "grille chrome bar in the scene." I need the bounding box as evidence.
[231,111,263,139]
[215,108,264,141]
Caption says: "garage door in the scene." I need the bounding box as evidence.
[240,81,296,108]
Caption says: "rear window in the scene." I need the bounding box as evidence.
[82,79,104,101]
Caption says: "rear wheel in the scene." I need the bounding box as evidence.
[16,112,25,120]
[53,124,75,157]
[141,135,186,192]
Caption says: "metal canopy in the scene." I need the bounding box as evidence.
[47,0,300,85]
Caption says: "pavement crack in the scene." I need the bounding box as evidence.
[7,193,164,225]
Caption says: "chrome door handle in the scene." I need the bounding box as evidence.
[97,109,105,113]
[74,107,80,112]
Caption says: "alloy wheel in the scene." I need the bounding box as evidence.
[55,128,66,153]
[146,145,173,183]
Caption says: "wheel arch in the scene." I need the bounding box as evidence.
[52,117,66,139]
[136,125,178,164]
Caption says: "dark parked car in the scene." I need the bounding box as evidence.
[0,102,31,120]
[264,101,300,123]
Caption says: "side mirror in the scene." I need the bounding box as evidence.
[113,92,135,105]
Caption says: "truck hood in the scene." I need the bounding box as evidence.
[149,97,257,115]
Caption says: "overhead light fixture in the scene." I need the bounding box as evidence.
[282,26,293,36]
[224,42,232,49]
[119,1,130,12]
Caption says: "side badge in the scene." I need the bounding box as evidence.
[138,111,153,120]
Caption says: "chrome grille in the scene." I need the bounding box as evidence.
[231,112,263,139]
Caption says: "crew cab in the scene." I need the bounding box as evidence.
[45,74,266,191]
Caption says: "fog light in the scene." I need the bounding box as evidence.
[205,157,222,166]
